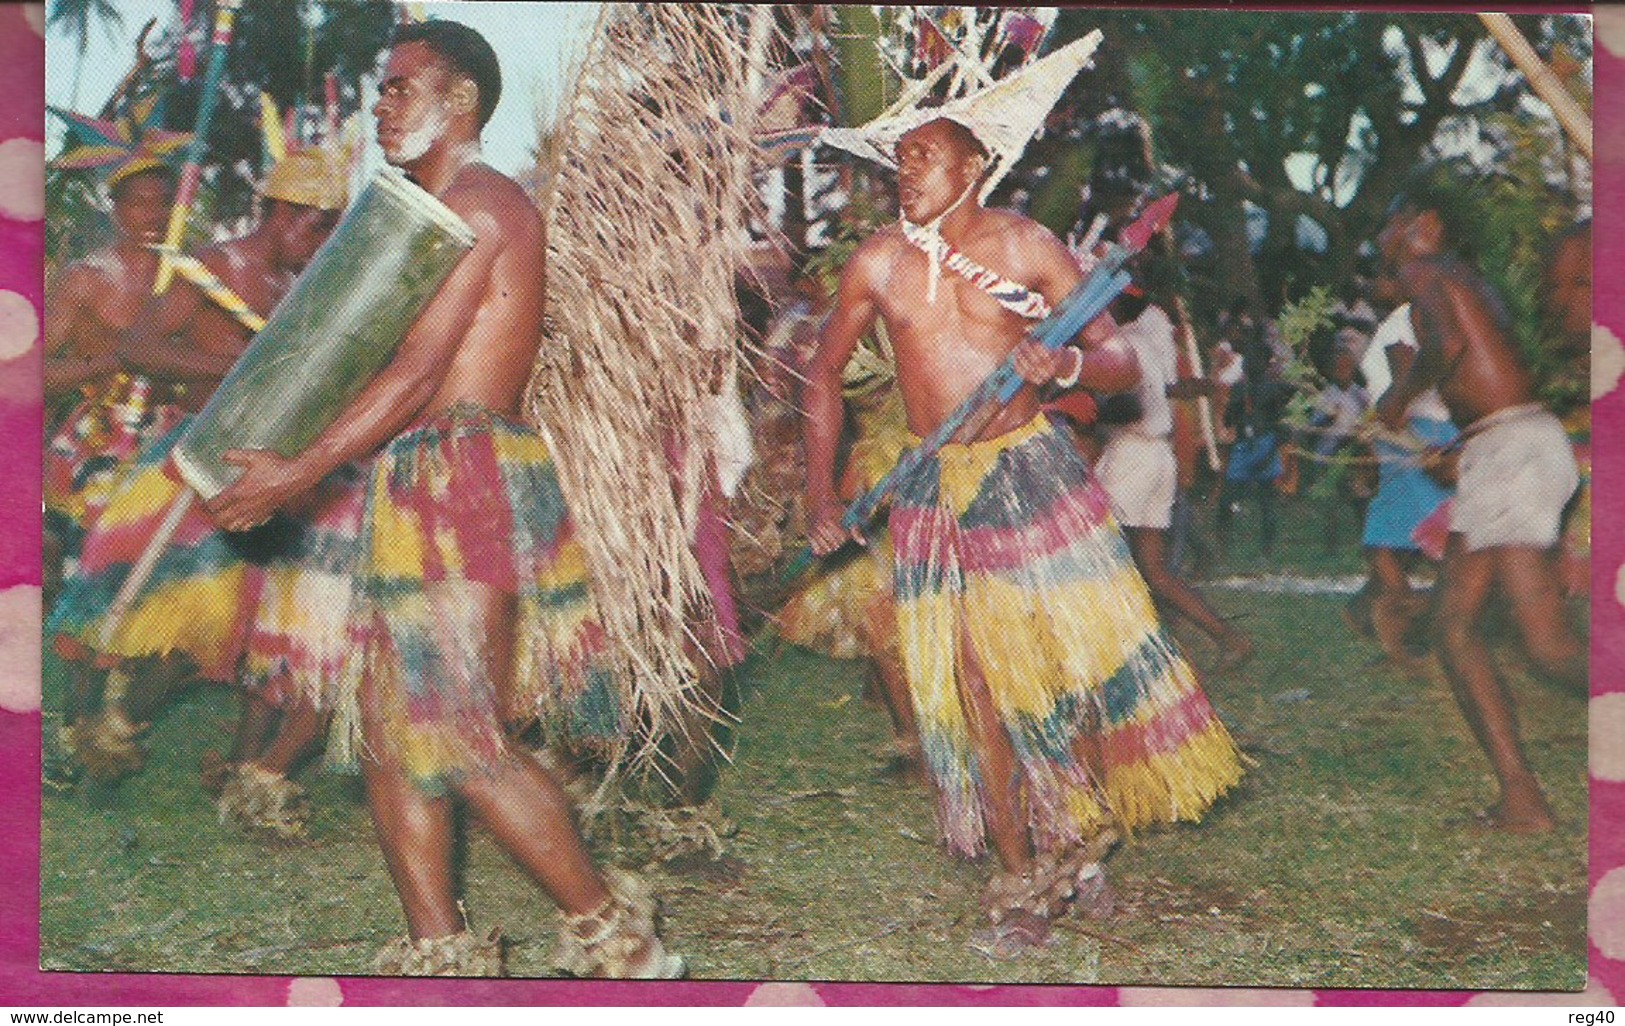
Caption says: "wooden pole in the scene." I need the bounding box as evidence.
[154,0,245,294]
[94,490,196,652]
[1173,296,1223,472]
[1479,13,1592,162]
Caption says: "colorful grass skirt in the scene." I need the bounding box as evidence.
[777,394,911,661]
[334,404,619,789]
[240,463,369,710]
[48,420,272,683]
[44,374,187,554]
[888,414,1244,857]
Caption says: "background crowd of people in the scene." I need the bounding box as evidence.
[37,2,1592,986]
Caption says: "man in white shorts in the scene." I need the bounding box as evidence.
[1096,291,1252,669]
[1376,178,1583,835]
[1450,407,1578,553]
[1351,296,1459,671]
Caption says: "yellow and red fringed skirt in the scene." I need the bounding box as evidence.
[776,536,898,660]
[240,463,370,710]
[44,373,187,553]
[331,403,620,790]
[48,421,270,683]
[888,414,1244,857]
[777,394,911,661]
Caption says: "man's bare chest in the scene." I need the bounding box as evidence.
[877,253,1027,342]
[87,276,149,333]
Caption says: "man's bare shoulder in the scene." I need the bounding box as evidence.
[65,246,124,285]
[202,237,257,278]
[441,164,541,245]
[970,209,1067,272]
[52,262,98,298]
[989,209,1067,255]
[856,223,907,256]
[978,207,1039,235]
[847,226,908,282]
[1399,260,1447,294]
[51,250,128,312]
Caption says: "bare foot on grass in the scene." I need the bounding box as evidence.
[1465,799,1556,836]
[1214,632,1255,674]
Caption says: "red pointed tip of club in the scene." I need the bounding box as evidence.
[1121,193,1181,252]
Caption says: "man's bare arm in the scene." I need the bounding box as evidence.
[804,240,881,542]
[1017,224,1138,392]
[1377,274,1449,426]
[43,268,117,396]
[204,196,502,529]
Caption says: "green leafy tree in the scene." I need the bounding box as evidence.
[1033,10,1589,325]
[46,0,124,110]
[154,0,396,224]
[48,0,394,265]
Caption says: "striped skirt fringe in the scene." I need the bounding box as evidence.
[44,378,187,551]
[889,415,1244,857]
[330,403,620,789]
[239,464,369,710]
[48,421,267,683]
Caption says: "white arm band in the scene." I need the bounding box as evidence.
[1054,346,1086,389]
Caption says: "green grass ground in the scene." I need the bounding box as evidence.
[40,500,1589,988]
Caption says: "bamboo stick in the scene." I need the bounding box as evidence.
[154,0,245,294]
[93,490,195,652]
[1173,296,1222,472]
[1479,13,1592,162]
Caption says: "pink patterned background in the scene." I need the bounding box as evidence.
[0,4,1619,1006]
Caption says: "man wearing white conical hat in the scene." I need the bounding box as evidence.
[806,31,1244,957]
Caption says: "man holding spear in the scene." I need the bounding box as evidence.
[809,34,1243,958]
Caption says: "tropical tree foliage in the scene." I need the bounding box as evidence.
[46,0,124,109]
[807,7,1590,346]
[148,0,396,224]
[1086,12,1583,320]
[48,0,395,263]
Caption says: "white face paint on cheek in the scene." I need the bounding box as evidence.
[391,106,451,163]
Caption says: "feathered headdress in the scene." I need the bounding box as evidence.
[820,29,1102,204]
[49,95,191,192]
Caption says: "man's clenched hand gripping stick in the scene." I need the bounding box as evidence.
[784,192,1179,583]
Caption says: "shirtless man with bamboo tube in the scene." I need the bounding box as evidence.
[205,21,680,978]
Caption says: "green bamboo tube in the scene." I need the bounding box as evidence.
[172,170,476,499]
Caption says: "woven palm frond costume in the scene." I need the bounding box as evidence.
[528,4,769,767]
